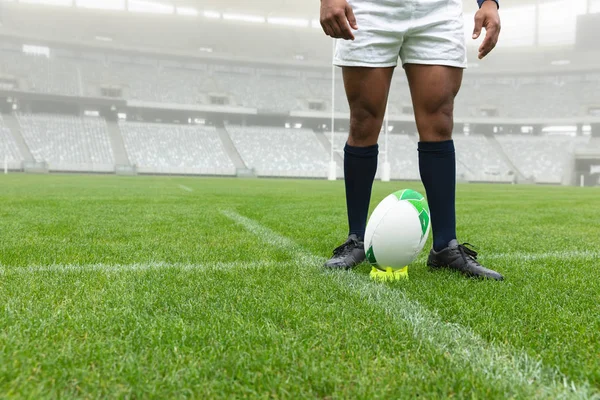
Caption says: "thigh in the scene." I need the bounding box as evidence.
[399,0,466,69]
[334,0,409,68]
[342,66,395,146]
[404,64,463,142]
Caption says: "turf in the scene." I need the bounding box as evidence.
[0,174,599,398]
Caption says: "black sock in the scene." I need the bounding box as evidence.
[344,143,379,240]
[418,140,457,252]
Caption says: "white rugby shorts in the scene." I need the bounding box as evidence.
[333,0,467,68]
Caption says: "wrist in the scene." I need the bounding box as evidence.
[478,0,499,9]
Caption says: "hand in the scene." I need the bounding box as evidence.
[472,0,501,59]
[320,0,358,40]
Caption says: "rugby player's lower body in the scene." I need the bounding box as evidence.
[324,0,503,280]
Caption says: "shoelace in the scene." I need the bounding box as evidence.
[458,243,478,260]
[332,238,360,257]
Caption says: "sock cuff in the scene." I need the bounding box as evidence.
[418,140,455,154]
[344,143,379,158]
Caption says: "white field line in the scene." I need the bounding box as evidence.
[178,184,194,192]
[483,250,600,262]
[221,209,598,399]
[0,260,288,276]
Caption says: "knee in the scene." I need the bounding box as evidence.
[348,102,384,147]
[418,98,455,142]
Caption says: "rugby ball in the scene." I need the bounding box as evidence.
[364,189,431,271]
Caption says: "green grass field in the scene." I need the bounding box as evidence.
[1,174,599,399]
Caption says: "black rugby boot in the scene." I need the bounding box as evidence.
[428,240,504,281]
[324,234,365,270]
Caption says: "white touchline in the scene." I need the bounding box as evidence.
[0,260,289,275]
[178,184,194,192]
[221,210,319,265]
[483,250,600,261]
[221,209,597,399]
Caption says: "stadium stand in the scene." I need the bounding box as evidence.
[120,121,235,176]
[329,132,351,178]
[0,115,23,168]
[331,132,419,180]
[331,132,348,160]
[496,135,589,184]
[332,133,519,182]
[388,76,414,116]
[386,134,420,180]
[16,114,114,172]
[0,48,80,96]
[80,55,210,105]
[306,75,350,113]
[0,41,595,184]
[214,67,306,111]
[79,55,308,110]
[454,135,514,182]
[456,75,600,118]
[3,43,600,120]
[227,125,329,178]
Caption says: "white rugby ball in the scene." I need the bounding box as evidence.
[364,189,431,271]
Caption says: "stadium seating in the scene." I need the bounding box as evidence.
[386,134,420,180]
[16,113,114,172]
[329,132,350,178]
[3,45,600,119]
[0,115,23,168]
[79,56,309,110]
[227,125,329,178]
[214,68,306,111]
[120,121,235,176]
[0,49,80,96]
[333,133,517,182]
[331,132,419,180]
[496,134,588,183]
[453,135,514,182]
[6,110,590,183]
[456,75,600,118]
[331,132,348,159]
[1,44,595,184]
[81,57,210,105]
[306,76,350,113]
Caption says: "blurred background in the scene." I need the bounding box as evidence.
[0,0,599,186]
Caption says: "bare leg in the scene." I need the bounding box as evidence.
[405,64,503,280]
[325,66,394,268]
[405,64,462,251]
[404,64,462,143]
[342,67,393,237]
[343,67,395,146]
